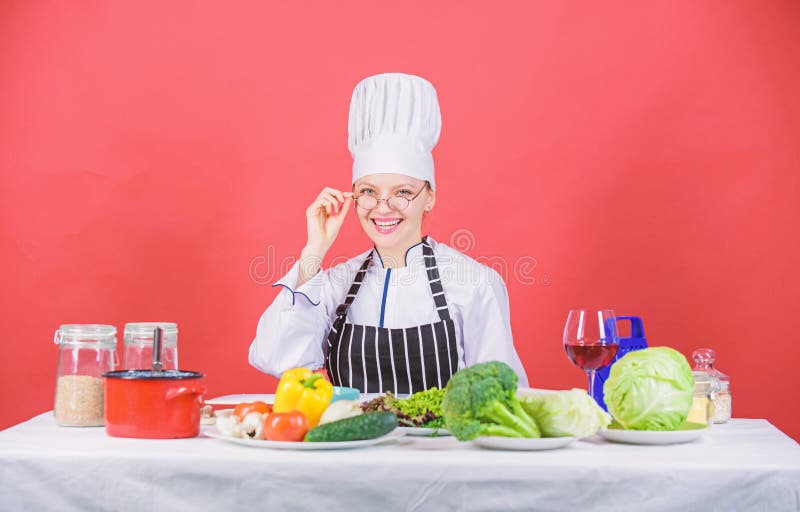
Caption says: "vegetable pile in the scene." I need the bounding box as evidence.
[215,348,697,446]
[215,368,398,443]
[213,343,702,448]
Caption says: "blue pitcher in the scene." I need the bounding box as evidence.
[592,316,648,410]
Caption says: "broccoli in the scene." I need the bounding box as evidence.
[442,361,541,441]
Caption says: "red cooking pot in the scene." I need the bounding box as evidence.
[103,370,206,438]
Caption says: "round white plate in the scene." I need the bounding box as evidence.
[205,427,404,450]
[598,423,708,445]
[205,394,275,405]
[360,392,410,402]
[205,392,410,406]
[473,436,577,451]
[399,426,451,437]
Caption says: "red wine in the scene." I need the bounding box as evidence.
[564,343,618,371]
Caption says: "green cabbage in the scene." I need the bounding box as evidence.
[603,347,694,430]
[519,389,611,438]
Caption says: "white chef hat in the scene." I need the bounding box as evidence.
[348,73,442,190]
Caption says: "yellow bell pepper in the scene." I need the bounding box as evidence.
[273,368,333,428]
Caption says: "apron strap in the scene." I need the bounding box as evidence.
[422,237,452,322]
[332,237,451,327]
[331,251,373,327]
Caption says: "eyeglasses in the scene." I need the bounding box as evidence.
[354,186,426,212]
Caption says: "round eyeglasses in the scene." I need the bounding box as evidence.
[354,187,426,212]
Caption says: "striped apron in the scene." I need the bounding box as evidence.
[325,238,459,394]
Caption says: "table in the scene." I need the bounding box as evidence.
[1,413,798,511]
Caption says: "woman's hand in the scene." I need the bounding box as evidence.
[297,187,353,287]
[305,187,353,252]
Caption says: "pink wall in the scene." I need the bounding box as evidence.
[2,1,798,439]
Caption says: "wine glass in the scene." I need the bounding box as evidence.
[563,309,620,399]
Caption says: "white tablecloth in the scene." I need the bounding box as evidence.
[1,413,798,512]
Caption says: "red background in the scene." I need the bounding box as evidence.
[1,1,798,439]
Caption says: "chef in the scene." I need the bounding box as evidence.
[249,72,528,393]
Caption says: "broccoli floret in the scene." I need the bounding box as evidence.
[442,361,541,441]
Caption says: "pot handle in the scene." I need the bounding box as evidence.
[165,385,207,407]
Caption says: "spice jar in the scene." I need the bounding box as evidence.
[54,324,117,427]
[123,322,178,370]
[687,370,716,426]
[714,379,732,423]
[692,348,732,423]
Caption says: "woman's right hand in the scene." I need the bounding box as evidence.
[305,187,353,253]
[297,187,353,286]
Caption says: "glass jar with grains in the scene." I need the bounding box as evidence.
[692,348,732,423]
[54,324,117,426]
[687,370,716,426]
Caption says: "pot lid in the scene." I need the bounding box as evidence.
[103,370,203,380]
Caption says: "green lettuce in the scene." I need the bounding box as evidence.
[519,389,611,438]
[603,346,694,430]
[395,387,445,420]
[362,388,445,427]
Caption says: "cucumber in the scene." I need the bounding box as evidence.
[305,412,397,442]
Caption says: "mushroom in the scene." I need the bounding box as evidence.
[200,405,215,426]
[241,412,266,440]
[215,410,243,438]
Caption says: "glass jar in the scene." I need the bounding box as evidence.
[54,324,117,427]
[687,370,716,426]
[692,348,732,423]
[714,379,732,423]
[123,322,178,370]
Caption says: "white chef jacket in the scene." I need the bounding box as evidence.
[249,237,528,386]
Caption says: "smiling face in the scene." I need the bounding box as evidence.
[353,173,434,259]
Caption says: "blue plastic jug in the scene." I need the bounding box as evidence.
[591,316,648,410]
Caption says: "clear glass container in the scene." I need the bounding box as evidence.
[53,324,117,427]
[692,348,731,423]
[123,322,178,370]
[687,370,716,426]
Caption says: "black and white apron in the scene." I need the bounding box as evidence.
[324,238,459,394]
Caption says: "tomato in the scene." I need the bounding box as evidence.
[233,401,272,422]
[263,410,309,442]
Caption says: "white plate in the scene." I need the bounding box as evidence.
[399,426,451,437]
[205,392,410,406]
[205,427,404,450]
[360,392,410,401]
[598,423,708,445]
[516,387,561,396]
[473,436,577,451]
[205,394,275,405]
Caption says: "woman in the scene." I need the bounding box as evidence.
[250,72,527,393]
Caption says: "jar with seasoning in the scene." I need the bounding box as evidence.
[687,370,716,426]
[692,348,732,423]
[54,324,117,427]
[123,322,178,370]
